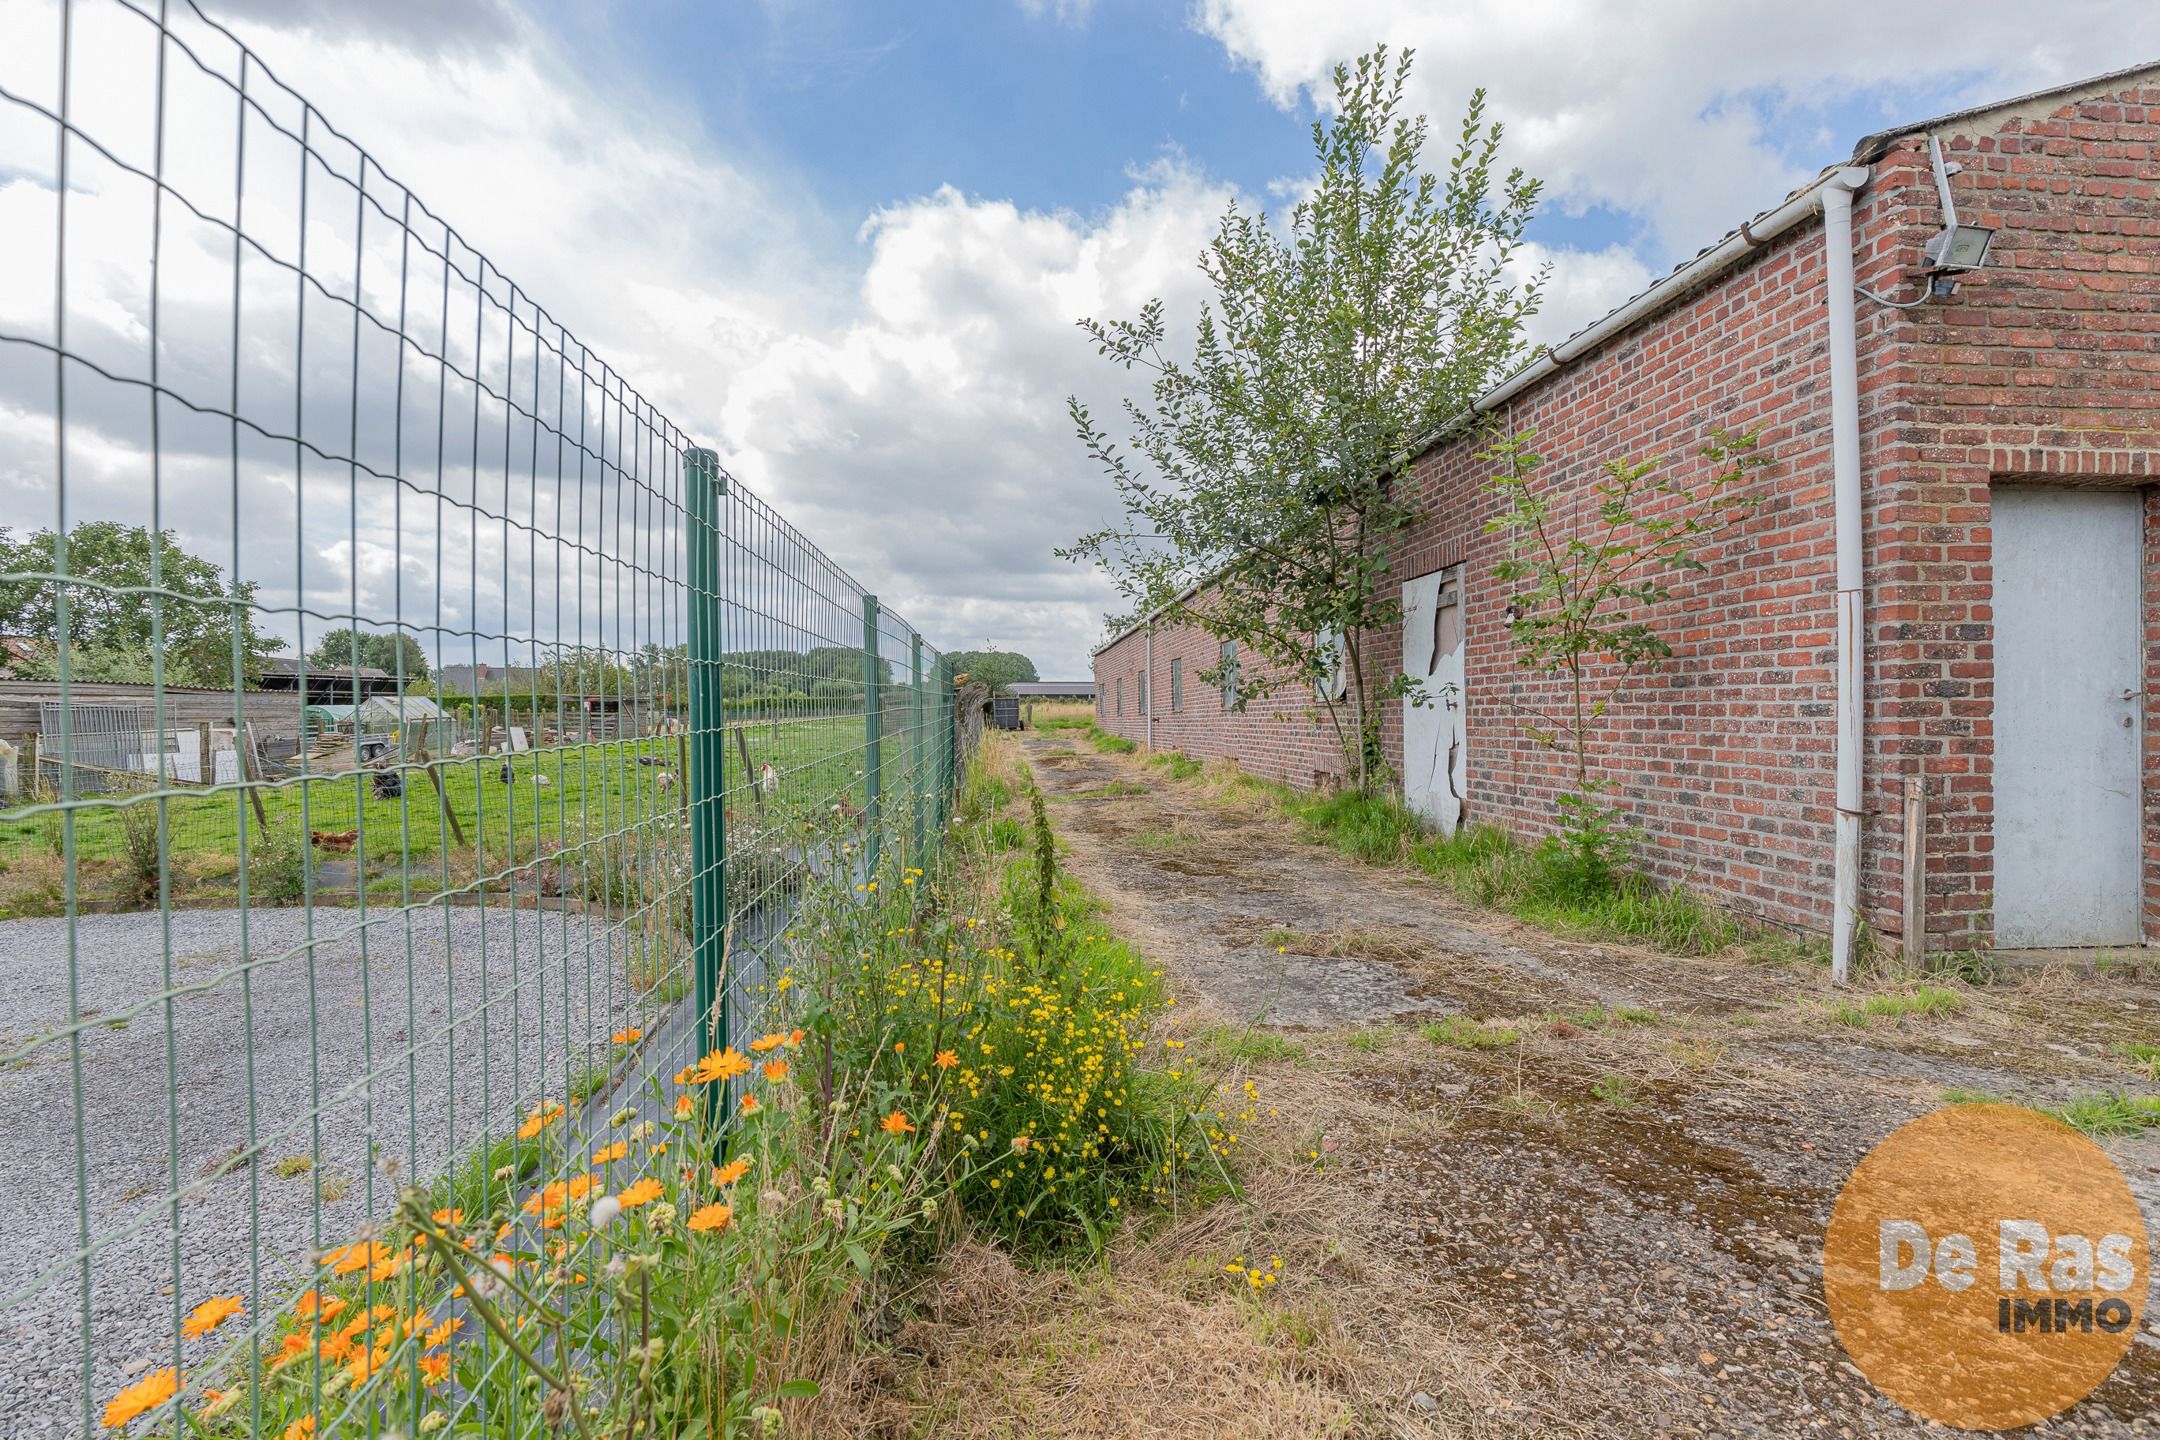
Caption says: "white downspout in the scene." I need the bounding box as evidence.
[1144,625,1154,750]
[1821,166,1870,983]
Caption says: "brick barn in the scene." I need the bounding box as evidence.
[1091,64,2160,968]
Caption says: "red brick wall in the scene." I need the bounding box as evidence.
[1870,85,2160,948]
[1090,80,2160,949]
[1093,624,1351,788]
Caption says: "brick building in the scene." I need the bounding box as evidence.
[1093,65,2160,965]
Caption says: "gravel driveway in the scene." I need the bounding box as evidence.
[1019,733,2160,1438]
[0,903,654,1435]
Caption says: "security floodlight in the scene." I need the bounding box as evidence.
[1924,223,1996,272]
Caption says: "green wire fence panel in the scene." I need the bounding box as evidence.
[0,4,955,1436]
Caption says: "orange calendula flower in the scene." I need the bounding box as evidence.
[292,1289,344,1324]
[272,1333,312,1368]
[326,1241,393,1277]
[738,1093,761,1117]
[592,1141,628,1165]
[786,1028,806,1047]
[283,1417,316,1440]
[687,1202,734,1233]
[934,1050,959,1071]
[881,1110,915,1135]
[673,1094,694,1117]
[431,1207,463,1226]
[346,1341,390,1386]
[712,1158,751,1187]
[425,1316,464,1349]
[761,1059,789,1082]
[420,1352,451,1385]
[677,1046,751,1085]
[516,1102,564,1140]
[101,1368,180,1429]
[617,1176,665,1209]
[182,1294,243,1339]
[748,1031,788,1053]
[893,1041,906,1054]
[611,1027,643,1045]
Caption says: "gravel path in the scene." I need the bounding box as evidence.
[1020,733,2160,1438]
[0,904,656,1435]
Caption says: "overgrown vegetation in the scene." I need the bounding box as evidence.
[1483,427,1766,891]
[1825,984,1963,1028]
[1063,45,1542,788]
[1258,779,1802,961]
[108,734,1231,1436]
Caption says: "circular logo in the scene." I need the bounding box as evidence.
[1823,1104,2150,1430]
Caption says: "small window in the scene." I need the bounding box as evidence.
[1171,658,1183,712]
[1219,641,1239,709]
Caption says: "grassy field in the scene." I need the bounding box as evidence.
[0,711,945,915]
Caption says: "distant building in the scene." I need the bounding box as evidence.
[436,662,544,694]
[255,656,402,701]
[1005,681,1096,701]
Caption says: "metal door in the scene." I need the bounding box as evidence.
[1402,566,1467,833]
[1992,487,2144,947]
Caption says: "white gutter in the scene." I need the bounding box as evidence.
[1819,167,1871,983]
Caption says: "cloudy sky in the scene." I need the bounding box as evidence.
[4,0,2158,678]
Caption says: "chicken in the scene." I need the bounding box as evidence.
[310,829,360,854]
[759,761,780,801]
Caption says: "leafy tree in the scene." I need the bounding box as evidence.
[0,522,281,686]
[1483,427,1765,891]
[308,626,431,682]
[538,647,633,697]
[942,649,1039,695]
[10,634,216,687]
[1062,46,1541,789]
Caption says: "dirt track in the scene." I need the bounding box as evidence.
[1019,732,2160,1438]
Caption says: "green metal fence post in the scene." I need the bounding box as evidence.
[685,446,727,1071]
[862,594,882,875]
[937,654,955,830]
[910,633,925,862]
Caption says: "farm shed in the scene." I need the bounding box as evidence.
[1094,65,2160,963]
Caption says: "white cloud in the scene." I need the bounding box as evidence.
[1015,0,1097,26]
[719,168,1238,674]
[0,0,1222,675]
[1194,0,2160,266]
[16,0,2152,678]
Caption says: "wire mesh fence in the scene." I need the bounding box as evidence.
[0,3,959,1434]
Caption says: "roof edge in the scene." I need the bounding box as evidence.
[1849,60,2160,163]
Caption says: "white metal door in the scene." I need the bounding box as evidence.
[1401,566,1467,833]
[1993,487,2144,947]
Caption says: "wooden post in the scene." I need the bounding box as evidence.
[23,732,38,798]
[232,730,270,838]
[735,726,760,812]
[1901,776,1926,969]
[413,730,466,848]
[196,721,213,787]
